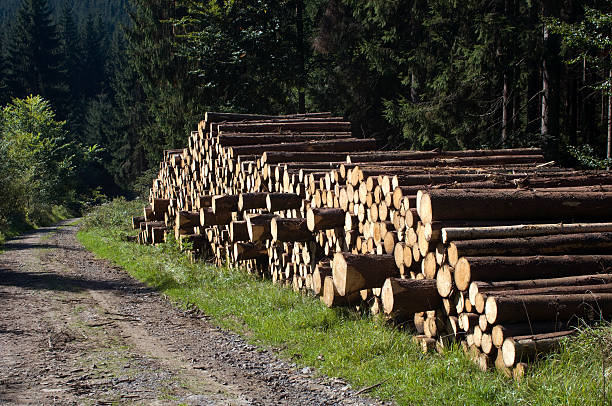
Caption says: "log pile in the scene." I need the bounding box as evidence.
[131,111,612,379]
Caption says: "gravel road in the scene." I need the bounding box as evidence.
[0,220,392,405]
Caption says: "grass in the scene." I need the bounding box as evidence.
[77,199,612,406]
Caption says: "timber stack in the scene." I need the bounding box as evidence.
[130,111,612,379]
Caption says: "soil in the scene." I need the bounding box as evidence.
[0,220,392,406]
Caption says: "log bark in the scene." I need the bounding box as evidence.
[381,278,441,315]
[266,193,303,212]
[502,331,575,367]
[449,232,612,261]
[233,242,267,261]
[454,255,612,291]
[418,189,612,223]
[238,193,268,211]
[132,216,145,230]
[485,293,612,324]
[306,208,345,231]
[212,194,239,214]
[442,222,612,243]
[196,195,213,209]
[347,148,542,163]
[476,283,612,314]
[322,276,361,307]
[229,138,377,157]
[349,155,545,167]
[216,133,352,146]
[217,121,351,134]
[469,273,612,305]
[491,321,569,348]
[230,221,250,242]
[176,211,200,228]
[271,218,312,242]
[152,198,170,214]
[332,253,398,296]
[312,264,332,295]
[199,207,232,227]
[246,214,277,242]
[262,151,349,164]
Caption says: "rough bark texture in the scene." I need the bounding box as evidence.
[418,189,612,223]
[454,255,612,291]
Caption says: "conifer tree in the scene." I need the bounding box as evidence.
[126,0,202,165]
[0,36,10,106]
[107,32,148,189]
[81,14,107,99]
[6,0,67,112]
[58,1,83,132]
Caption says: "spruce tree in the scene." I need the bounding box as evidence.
[105,30,148,189]
[59,2,81,97]
[126,0,202,165]
[6,0,67,111]
[0,35,10,105]
[81,14,107,99]
[58,1,83,132]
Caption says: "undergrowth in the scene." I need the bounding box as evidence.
[0,205,74,249]
[77,198,612,406]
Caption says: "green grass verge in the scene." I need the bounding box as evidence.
[77,199,612,406]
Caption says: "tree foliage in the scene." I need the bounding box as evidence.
[0,96,100,225]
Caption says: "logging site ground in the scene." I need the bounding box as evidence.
[0,199,610,406]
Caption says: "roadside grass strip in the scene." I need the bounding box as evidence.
[77,199,612,406]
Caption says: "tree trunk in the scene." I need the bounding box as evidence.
[485,293,612,324]
[448,232,612,261]
[271,218,312,242]
[233,242,267,261]
[296,0,305,113]
[454,254,612,291]
[469,273,612,305]
[266,193,302,212]
[238,193,268,211]
[381,278,440,316]
[212,194,239,214]
[502,330,575,367]
[306,208,345,231]
[332,252,398,296]
[442,222,612,243]
[491,321,569,348]
[246,213,277,241]
[606,68,612,170]
[229,220,250,242]
[418,189,612,223]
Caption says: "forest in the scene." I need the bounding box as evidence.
[0,0,611,236]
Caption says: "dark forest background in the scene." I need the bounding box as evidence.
[0,0,610,233]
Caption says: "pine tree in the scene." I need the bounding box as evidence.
[6,0,67,112]
[81,14,107,99]
[0,35,10,105]
[58,1,83,132]
[105,30,148,189]
[126,0,203,165]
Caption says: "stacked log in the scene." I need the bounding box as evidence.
[130,110,612,379]
[414,189,612,377]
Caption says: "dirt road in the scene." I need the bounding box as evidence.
[0,221,388,405]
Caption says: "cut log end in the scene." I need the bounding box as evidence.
[332,252,349,296]
[418,192,432,223]
[485,296,498,325]
[436,265,454,298]
[454,257,471,292]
